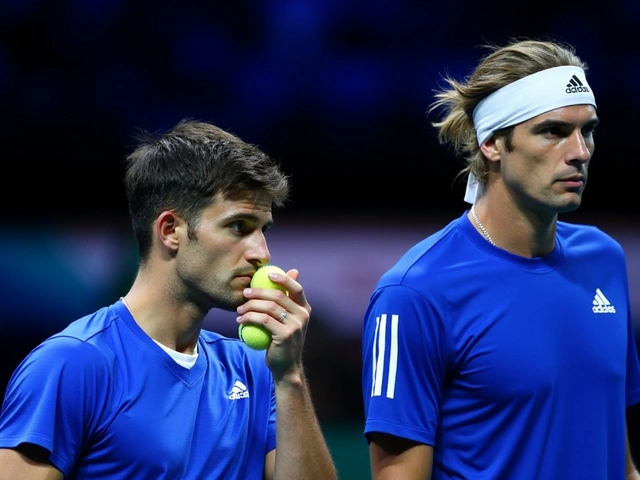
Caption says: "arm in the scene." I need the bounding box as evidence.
[369,432,433,480]
[0,445,63,480]
[269,369,336,480]
[369,433,433,480]
[0,337,109,479]
[361,284,446,480]
[240,269,336,480]
[627,426,640,480]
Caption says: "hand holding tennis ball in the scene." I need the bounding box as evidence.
[250,265,288,294]
[238,265,288,350]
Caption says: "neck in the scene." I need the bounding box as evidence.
[470,204,495,246]
[469,201,557,258]
[121,279,204,354]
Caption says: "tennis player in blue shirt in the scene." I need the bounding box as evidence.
[362,38,640,479]
[0,119,337,480]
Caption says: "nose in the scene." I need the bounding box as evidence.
[568,129,592,164]
[247,232,271,267]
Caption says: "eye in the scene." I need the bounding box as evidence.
[541,126,562,137]
[582,125,597,138]
[230,221,248,234]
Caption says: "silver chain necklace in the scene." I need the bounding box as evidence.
[470,205,496,246]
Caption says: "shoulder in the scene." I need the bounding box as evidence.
[557,221,625,256]
[199,330,271,370]
[377,214,478,293]
[4,309,124,408]
[54,304,120,342]
[23,305,123,373]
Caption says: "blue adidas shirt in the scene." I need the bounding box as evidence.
[362,211,640,479]
[0,301,276,479]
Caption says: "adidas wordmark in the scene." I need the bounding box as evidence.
[566,74,590,94]
[592,288,616,314]
[229,380,250,400]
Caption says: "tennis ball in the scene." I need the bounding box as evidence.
[239,265,288,350]
[250,265,288,293]
[238,323,272,350]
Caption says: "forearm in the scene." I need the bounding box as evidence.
[273,370,337,480]
[626,424,639,480]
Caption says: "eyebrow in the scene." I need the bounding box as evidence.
[533,117,600,130]
[224,212,274,229]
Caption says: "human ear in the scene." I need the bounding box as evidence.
[479,135,502,162]
[156,211,182,252]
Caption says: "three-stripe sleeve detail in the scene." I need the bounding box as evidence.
[371,313,399,399]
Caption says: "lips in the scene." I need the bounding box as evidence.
[557,175,584,189]
[559,175,584,183]
[236,273,255,284]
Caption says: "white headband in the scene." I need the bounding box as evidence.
[464,65,597,204]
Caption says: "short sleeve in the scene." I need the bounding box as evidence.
[362,284,449,446]
[0,336,111,475]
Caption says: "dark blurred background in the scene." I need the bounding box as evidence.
[2,1,639,478]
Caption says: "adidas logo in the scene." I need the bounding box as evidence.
[592,288,616,314]
[228,380,250,400]
[566,74,590,94]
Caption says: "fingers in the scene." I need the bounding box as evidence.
[236,269,311,330]
[237,268,310,380]
[237,294,301,326]
[285,268,299,282]
[253,268,306,306]
[246,269,309,312]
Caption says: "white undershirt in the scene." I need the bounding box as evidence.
[152,339,199,369]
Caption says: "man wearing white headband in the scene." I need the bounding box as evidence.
[362,38,640,480]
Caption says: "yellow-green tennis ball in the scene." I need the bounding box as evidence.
[250,265,288,294]
[238,323,272,350]
[240,265,287,350]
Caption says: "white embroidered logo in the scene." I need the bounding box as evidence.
[229,380,250,400]
[592,288,616,314]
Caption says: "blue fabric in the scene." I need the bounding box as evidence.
[0,301,276,479]
[362,211,640,479]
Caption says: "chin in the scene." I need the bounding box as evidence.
[211,293,244,312]
[555,196,582,214]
